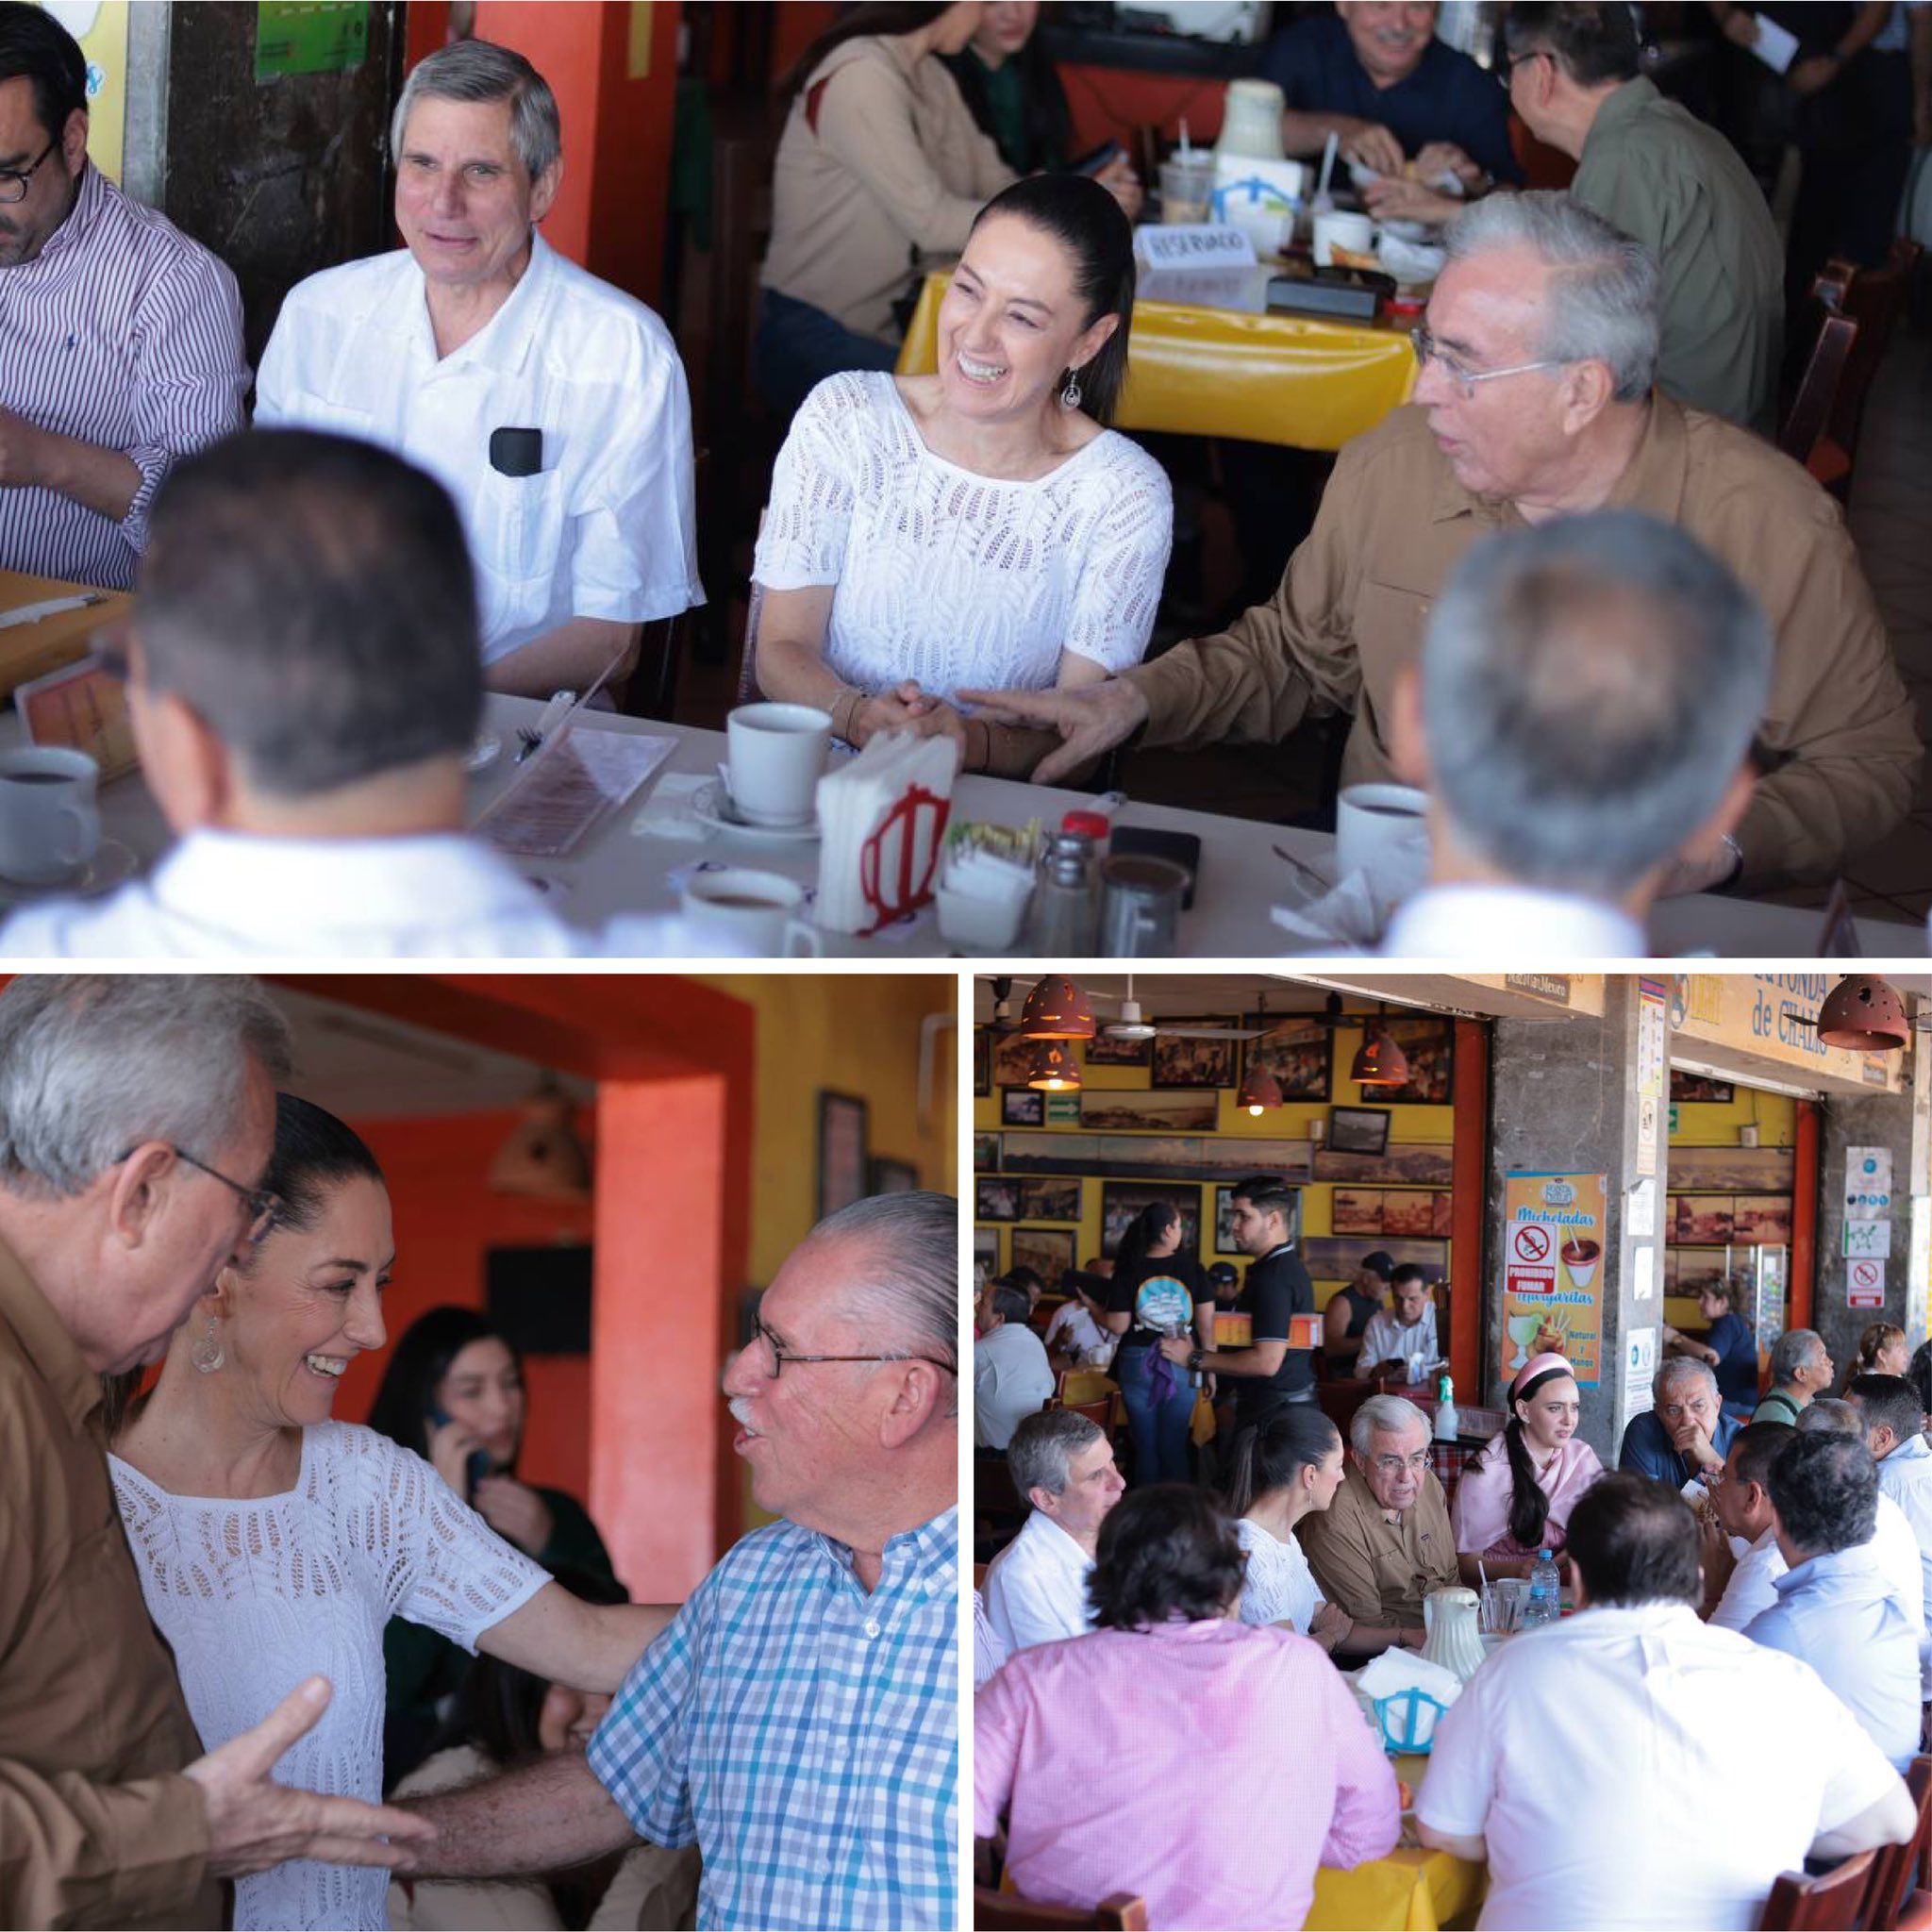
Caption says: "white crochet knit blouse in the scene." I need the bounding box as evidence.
[110,1422,550,1931]
[753,370,1174,702]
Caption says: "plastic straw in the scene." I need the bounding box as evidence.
[1179,117,1192,158]
[1316,129,1339,202]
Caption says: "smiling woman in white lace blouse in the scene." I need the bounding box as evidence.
[751,172,1174,779]
[108,1096,672,1932]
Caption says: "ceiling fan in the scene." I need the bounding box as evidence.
[982,975,1265,1042]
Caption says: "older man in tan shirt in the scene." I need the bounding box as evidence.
[0,975,427,1929]
[964,192,1918,892]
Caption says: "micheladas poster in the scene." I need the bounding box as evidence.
[1502,1171,1607,1387]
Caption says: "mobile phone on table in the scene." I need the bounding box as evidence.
[427,1403,493,1499]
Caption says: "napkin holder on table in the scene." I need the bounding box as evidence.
[812,731,958,935]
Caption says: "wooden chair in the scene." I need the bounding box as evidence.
[1778,312,1859,484]
[1797,240,1924,501]
[1758,1849,1878,1931]
[1866,1757,1932,1931]
[974,1887,1149,1931]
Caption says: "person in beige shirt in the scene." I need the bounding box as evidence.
[1298,1394,1457,1659]
[0,974,427,1930]
[756,3,1140,417]
[963,192,1919,892]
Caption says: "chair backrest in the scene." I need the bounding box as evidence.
[1759,1849,1879,1932]
[734,516,769,705]
[1864,1756,1932,1931]
[1778,312,1859,470]
[974,1887,1150,1931]
[1824,240,1924,466]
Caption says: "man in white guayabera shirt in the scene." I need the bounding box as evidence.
[256,38,700,696]
[1416,1474,1912,1931]
[983,1408,1124,1655]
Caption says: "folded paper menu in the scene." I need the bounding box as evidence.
[813,732,958,935]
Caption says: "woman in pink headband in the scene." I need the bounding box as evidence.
[1449,1352,1607,1582]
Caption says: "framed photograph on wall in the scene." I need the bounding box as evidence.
[1214,1185,1239,1252]
[1100,1182,1203,1259]
[976,1175,1022,1222]
[868,1157,918,1195]
[1010,1226,1075,1291]
[991,1031,1040,1087]
[817,1091,868,1219]
[1375,1018,1455,1105]
[1329,1106,1391,1157]
[1084,1027,1153,1068]
[1079,1089,1220,1133]
[1331,1187,1385,1235]
[1670,1071,1735,1104]
[974,1133,999,1173]
[1001,1087,1045,1127]
[1151,1023,1241,1090]
[1018,1177,1082,1222]
[974,1028,991,1096]
[1245,1018,1332,1102]
[974,1225,1000,1274]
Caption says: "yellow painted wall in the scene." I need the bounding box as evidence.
[701,974,956,1286]
[1663,1085,1797,1333]
[974,1018,1457,1305]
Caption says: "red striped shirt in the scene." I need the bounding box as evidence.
[0,162,246,590]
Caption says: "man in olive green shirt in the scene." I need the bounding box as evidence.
[1503,3,1783,431]
[963,193,1918,892]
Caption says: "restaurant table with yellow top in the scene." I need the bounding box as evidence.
[895,268,1418,451]
[1309,1759,1486,1932]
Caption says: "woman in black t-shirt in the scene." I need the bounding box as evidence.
[1103,1201,1215,1486]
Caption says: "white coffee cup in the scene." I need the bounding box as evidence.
[1313,209,1377,268]
[0,746,101,887]
[680,868,824,957]
[726,702,831,827]
[1335,781,1430,902]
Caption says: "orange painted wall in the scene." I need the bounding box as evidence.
[339,1109,598,1500]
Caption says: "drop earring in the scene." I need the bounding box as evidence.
[1059,367,1083,410]
[191,1314,224,1374]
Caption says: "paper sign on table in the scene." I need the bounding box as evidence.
[1135,224,1256,269]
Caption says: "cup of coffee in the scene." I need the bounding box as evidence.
[1335,782,1430,903]
[680,868,824,957]
[0,747,101,887]
[1313,209,1378,268]
[1561,1238,1601,1289]
[725,703,831,828]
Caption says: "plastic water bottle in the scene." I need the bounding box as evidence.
[1522,1549,1560,1628]
[1433,1373,1458,1441]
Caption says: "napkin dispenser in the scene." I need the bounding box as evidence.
[813,732,958,935]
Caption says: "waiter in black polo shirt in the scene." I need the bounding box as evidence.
[1160,1174,1315,1429]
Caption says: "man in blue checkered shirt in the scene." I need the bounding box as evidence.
[393,1191,960,1929]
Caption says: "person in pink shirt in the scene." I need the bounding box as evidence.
[974,1484,1401,1929]
[1451,1352,1606,1583]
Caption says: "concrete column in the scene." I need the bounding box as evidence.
[1815,1090,1916,1373]
[1486,980,1663,1466]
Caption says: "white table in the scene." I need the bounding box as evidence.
[27,694,1931,958]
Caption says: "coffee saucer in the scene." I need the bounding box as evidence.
[692,778,820,842]
[0,838,139,905]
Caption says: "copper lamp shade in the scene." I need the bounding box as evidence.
[1025,1040,1083,1091]
[1238,1065,1283,1116]
[1816,975,1910,1052]
[1020,974,1096,1040]
[1351,1021,1410,1088]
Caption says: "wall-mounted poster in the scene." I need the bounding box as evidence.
[1010,1226,1075,1291]
[1152,1024,1241,1090]
[1079,1090,1221,1133]
[1244,1018,1332,1102]
[1374,1017,1455,1104]
[975,1176,1021,1222]
[1018,1177,1082,1222]
[1501,1170,1606,1386]
[1101,1182,1203,1259]
[1001,1087,1045,1127]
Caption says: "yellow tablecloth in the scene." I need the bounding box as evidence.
[1309,1754,1485,1932]
[895,272,1416,452]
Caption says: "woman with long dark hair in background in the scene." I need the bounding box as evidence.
[1101,1199,1214,1485]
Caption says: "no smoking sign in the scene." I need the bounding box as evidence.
[1508,1221,1558,1300]
[1848,1257,1887,1309]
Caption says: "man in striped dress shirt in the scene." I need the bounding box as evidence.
[393,1192,961,1930]
[0,5,244,590]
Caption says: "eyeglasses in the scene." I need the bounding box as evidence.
[116,1142,283,1244]
[0,136,59,207]
[747,1313,957,1380]
[1494,48,1545,92]
[1371,1448,1434,1476]
[1409,325,1569,399]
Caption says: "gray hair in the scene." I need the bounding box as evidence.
[1770,1328,1826,1388]
[1795,1394,1860,1437]
[0,976,292,1198]
[391,39,562,179]
[1423,511,1772,895]
[1350,1392,1430,1458]
[808,1191,958,1413]
[1652,1354,1719,1405]
[1008,1408,1104,1502]
[1442,191,1660,401]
